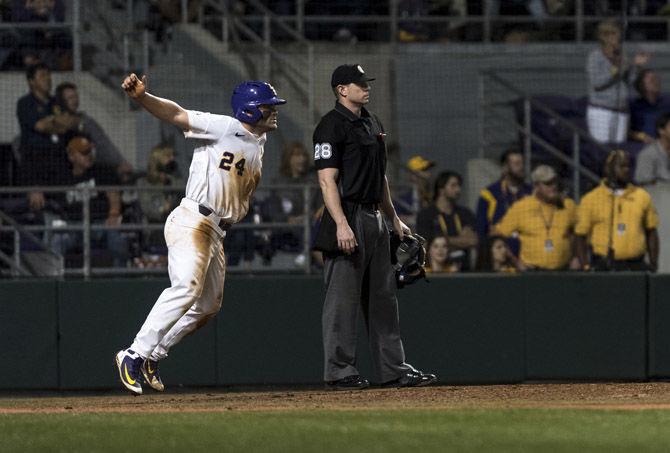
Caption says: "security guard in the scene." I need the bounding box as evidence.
[575,150,659,271]
[494,165,579,271]
[313,64,436,390]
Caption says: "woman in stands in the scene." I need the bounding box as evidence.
[425,236,460,274]
[476,235,517,273]
[586,20,650,144]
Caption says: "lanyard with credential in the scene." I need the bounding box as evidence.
[538,204,555,251]
[438,213,461,235]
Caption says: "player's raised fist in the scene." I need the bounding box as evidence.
[121,73,147,99]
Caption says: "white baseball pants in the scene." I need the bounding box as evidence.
[587,105,628,144]
[131,201,226,361]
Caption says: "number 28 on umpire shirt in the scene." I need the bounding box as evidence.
[313,102,387,203]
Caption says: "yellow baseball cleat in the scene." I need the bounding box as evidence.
[141,359,165,392]
[115,349,143,395]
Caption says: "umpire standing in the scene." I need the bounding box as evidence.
[313,64,436,390]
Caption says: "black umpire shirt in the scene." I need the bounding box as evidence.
[312,101,388,253]
[313,102,386,203]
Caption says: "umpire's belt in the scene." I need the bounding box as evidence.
[358,202,380,212]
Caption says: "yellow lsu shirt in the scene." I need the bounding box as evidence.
[575,183,658,260]
[495,195,577,270]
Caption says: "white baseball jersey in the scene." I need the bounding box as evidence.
[183,110,265,224]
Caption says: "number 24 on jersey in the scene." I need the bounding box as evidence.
[219,152,246,176]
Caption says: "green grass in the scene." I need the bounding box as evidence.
[2,409,670,452]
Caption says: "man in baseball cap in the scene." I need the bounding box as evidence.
[530,164,558,185]
[406,155,435,173]
[494,164,579,271]
[330,64,375,87]
[404,155,435,211]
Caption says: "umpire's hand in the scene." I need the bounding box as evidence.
[121,73,147,99]
[336,221,358,255]
[392,215,411,240]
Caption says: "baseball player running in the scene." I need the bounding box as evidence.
[114,73,285,395]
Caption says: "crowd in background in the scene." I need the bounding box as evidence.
[2,59,323,270]
[3,0,670,71]
[1,10,669,273]
[0,0,201,72]
[256,0,670,43]
[404,147,658,275]
[2,49,665,273]
[0,0,70,70]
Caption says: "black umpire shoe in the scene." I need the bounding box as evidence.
[382,370,437,388]
[325,375,370,391]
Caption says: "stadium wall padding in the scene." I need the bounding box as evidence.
[0,280,59,389]
[648,275,670,378]
[0,274,667,390]
[524,274,648,380]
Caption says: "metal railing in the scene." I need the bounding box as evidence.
[0,0,81,70]
[122,29,151,107]
[480,69,609,201]
[181,0,670,43]
[0,209,64,277]
[0,183,416,278]
[197,0,316,136]
[0,184,321,278]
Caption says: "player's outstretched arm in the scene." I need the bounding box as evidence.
[121,73,189,131]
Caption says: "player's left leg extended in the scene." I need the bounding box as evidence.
[139,243,225,391]
[150,242,225,362]
[128,207,221,360]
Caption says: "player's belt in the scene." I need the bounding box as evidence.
[197,204,232,231]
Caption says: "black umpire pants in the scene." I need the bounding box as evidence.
[322,204,415,383]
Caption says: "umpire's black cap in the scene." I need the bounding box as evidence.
[331,64,375,87]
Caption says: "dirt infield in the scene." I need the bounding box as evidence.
[2,382,670,413]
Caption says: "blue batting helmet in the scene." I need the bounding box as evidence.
[231,81,286,124]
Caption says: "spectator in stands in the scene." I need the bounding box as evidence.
[576,149,659,271]
[493,165,579,271]
[397,0,430,42]
[136,144,183,253]
[586,20,650,144]
[405,155,435,209]
[263,142,315,263]
[12,0,65,22]
[266,141,313,224]
[55,81,134,181]
[226,199,274,267]
[424,235,460,273]
[635,113,670,185]
[487,0,551,21]
[475,235,518,273]
[11,0,70,70]
[475,149,531,255]
[416,170,477,271]
[17,63,78,210]
[395,155,435,226]
[629,69,670,144]
[304,0,371,42]
[49,135,129,267]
